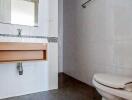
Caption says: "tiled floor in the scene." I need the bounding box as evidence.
[1,73,101,100]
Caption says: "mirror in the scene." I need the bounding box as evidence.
[0,0,39,26]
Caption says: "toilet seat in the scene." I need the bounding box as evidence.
[93,74,132,100]
[93,79,132,100]
[94,73,132,91]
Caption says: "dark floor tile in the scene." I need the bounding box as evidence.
[1,73,101,100]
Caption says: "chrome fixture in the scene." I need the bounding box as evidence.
[17,62,23,75]
[82,0,93,8]
[17,29,22,37]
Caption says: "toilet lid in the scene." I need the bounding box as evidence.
[94,73,132,91]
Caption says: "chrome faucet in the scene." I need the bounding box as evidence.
[17,29,22,37]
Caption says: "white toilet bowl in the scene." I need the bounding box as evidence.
[93,74,132,100]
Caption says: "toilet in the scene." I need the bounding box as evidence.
[93,73,132,100]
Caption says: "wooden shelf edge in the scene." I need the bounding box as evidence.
[0,42,47,51]
[0,60,48,64]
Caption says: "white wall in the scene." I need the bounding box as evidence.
[63,0,77,75]
[0,0,58,99]
[58,0,63,72]
[48,0,58,37]
[63,0,132,86]
[113,0,132,76]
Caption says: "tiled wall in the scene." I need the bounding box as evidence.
[113,0,132,76]
[63,0,132,86]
